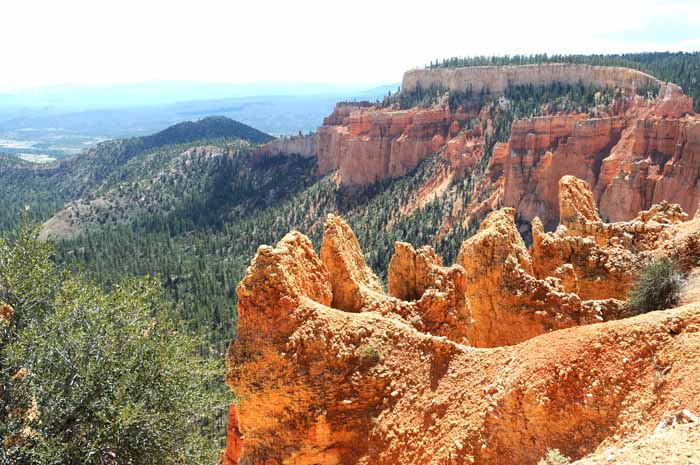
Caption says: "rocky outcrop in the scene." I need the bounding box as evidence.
[558,175,602,227]
[440,126,485,174]
[254,66,699,240]
[257,67,699,231]
[252,134,316,159]
[598,115,700,221]
[531,176,700,304]
[316,104,469,186]
[457,207,627,347]
[387,241,471,342]
[504,81,699,229]
[320,214,385,312]
[402,64,660,96]
[503,114,626,230]
[226,186,700,463]
[651,82,694,118]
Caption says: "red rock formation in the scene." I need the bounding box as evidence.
[599,116,700,221]
[457,206,628,347]
[261,66,699,238]
[530,176,700,304]
[651,82,694,118]
[226,185,700,463]
[503,114,625,229]
[440,128,485,173]
[503,81,700,228]
[220,404,243,465]
[387,241,471,342]
[320,214,385,312]
[316,104,471,186]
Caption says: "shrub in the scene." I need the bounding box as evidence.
[628,258,685,314]
[0,222,227,465]
[538,449,571,465]
[357,344,380,365]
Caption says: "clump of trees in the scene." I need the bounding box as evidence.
[0,222,228,465]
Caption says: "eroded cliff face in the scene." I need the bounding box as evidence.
[226,175,700,464]
[316,104,470,186]
[402,63,660,96]
[504,82,699,229]
[260,66,698,234]
[503,114,625,230]
[252,134,316,159]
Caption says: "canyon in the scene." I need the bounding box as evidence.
[224,63,700,464]
[255,64,699,233]
[224,175,700,464]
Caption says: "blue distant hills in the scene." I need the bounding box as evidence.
[0,81,398,159]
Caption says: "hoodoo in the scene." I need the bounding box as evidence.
[226,175,700,464]
[255,63,700,233]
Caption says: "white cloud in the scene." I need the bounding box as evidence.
[1,0,698,91]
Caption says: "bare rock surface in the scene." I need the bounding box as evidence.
[226,176,700,464]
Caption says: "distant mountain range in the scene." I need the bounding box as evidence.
[0,81,398,109]
[0,81,397,158]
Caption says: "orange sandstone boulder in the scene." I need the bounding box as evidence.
[387,241,471,343]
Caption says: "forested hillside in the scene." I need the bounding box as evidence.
[0,117,272,231]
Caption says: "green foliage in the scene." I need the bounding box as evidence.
[537,449,571,465]
[0,222,227,465]
[0,116,272,231]
[357,344,380,364]
[628,259,685,314]
[55,151,319,347]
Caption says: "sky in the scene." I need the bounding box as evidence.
[1,0,699,92]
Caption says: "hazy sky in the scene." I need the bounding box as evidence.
[2,0,699,91]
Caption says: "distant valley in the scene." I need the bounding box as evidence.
[0,81,396,159]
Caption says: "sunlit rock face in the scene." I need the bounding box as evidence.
[402,63,660,96]
[225,178,700,464]
[263,66,699,236]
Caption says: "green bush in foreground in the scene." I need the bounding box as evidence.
[628,258,685,315]
[0,222,227,465]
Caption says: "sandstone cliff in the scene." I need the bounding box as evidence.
[316,104,468,185]
[254,65,699,240]
[504,82,699,229]
[503,115,624,230]
[252,133,316,159]
[225,176,700,464]
[402,63,659,96]
[310,68,699,235]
